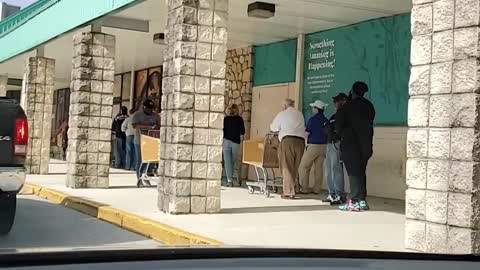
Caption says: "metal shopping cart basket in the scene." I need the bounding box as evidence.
[242,133,282,197]
[138,129,160,187]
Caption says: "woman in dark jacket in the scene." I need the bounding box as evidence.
[223,104,245,187]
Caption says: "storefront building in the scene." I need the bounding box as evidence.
[0,0,479,253]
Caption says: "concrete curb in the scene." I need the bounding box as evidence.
[24,184,223,246]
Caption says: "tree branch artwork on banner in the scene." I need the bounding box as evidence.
[303,14,411,125]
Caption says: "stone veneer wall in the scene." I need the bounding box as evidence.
[158,0,228,214]
[66,32,115,188]
[225,47,253,137]
[0,75,7,96]
[406,0,480,254]
[22,57,55,174]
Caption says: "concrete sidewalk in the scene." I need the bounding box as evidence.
[26,160,406,251]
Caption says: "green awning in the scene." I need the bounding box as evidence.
[0,0,140,63]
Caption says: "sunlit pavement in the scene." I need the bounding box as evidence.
[25,159,406,252]
[0,195,160,252]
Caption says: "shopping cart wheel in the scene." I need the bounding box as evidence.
[264,188,270,198]
[248,186,254,194]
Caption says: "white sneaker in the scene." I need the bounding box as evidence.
[322,195,334,203]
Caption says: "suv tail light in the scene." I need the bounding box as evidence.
[14,118,28,156]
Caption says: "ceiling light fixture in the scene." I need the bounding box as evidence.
[248,2,276,19]
[153,33,165,44]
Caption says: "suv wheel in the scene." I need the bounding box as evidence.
[0,192,16,235]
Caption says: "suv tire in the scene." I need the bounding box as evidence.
[0,192,16,235]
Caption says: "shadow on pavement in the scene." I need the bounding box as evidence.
[222,186,405,215]
[221,204,333,214]
[107,185,158,189]
[0,196,156,250]
[220,200,404,215]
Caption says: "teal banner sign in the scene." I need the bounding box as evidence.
[254,39,297,87]
[303,14,411,125]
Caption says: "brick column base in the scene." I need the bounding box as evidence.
[0,75,7,96]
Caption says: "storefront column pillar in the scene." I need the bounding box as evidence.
[20,57,55,174]
[66,32,115,188]
[225,46,253,181]
[0,75,7,96]
[294,34,305,111]
[406,0,480,254]
[158,0,228,214]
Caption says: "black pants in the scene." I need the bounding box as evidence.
[343,157,368,201]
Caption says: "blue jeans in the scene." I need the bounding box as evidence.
[223,139,240,183]
[125,135,135,170]
[114,137,125,168]
[326,142,345,198]
[134,143,142,179]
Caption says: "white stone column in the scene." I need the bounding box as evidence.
[158,0,228,214]
[66,32,115,188]
[406,0,480,254]
[0,75,7,96]
[225,47,253,181]
[21,57,55,174]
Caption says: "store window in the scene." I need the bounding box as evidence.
[6,90,20,103]
[113,72,132,116]
[52,88,70,142]
[133,66,162,113]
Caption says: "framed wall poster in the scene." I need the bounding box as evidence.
[134,66,162,112]
[134,69,148,111]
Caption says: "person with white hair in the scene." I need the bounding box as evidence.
[298,100,329,194]
[270,99,306,199]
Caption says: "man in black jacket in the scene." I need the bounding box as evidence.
[111,106,129,169]
[335,82,375,211]
[323,93,348,205]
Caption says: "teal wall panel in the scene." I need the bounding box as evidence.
[303,14,411,125]
[253,39,297,86]
[0,0,140,63]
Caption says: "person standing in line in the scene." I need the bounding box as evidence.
[111,106,129,169]
[270,99,306,199]
[121,108,136,171]
[336,82,375,211]
[131,99,160,186]
[223,104,245,187]
[298,100,329,194]
[323,93,348,205]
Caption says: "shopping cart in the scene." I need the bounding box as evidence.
[138,129,160,187]
[242,133,282,197]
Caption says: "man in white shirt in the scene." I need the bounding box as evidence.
[270,99,306,199]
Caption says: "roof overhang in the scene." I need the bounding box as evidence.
[0,0,141,63]
[0,0,412,89]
